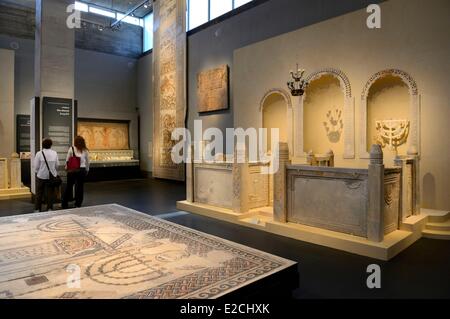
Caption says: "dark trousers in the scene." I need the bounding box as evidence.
[62,168,86,208]
[35,177,55,212]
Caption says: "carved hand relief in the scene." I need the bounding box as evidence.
[323,108,343,143]
[374,120,409,154]
[197,65,229,113]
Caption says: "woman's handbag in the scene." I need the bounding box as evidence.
[67,146,81,172]
[42,151,62,187]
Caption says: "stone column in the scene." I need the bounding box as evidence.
[367,144,384,242]
[0,49,15,159]
[407,145,420,215]
[232,143,249,214]
[186,145,194,203]
[0,159,8,190]
[273,142,290,223]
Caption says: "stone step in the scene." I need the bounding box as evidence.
[426,220,450,231]
[422,229,450,240]
[422,208,450,223]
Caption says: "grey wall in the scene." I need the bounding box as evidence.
[186,0,383,138]
[0,2,143,58]
[75,48,139,155]
[0,35,34,117]
[137,52,153,172]
[0,34,139,156]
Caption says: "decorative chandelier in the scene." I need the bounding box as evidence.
[287,64,308,96]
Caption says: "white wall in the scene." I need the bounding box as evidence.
[234,0,450,210]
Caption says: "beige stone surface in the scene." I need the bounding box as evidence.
[8,158,21,189]
[194,163,233,209]
[0,49,14,159]
[0,204,295,299]
[0,159,7,190]
[233,0,450,211]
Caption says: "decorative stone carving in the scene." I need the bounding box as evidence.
[197,65,228,113]
[360,69,420,158]
[248,164,270,209]
[306,150,334,167]
[273,143,290,222]
[295,68,355,159]
[383,172,401,234]
[305,68,352,98]
[368,144,384,242]
[375,119,410,156]
[0,159,7,190]
[9,154,21,189]
[152,0,186,181]
[186,145,194,203]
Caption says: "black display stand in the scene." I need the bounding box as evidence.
[31,96,77,195]
[16,114,31,186]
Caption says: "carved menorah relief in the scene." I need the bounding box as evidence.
[374,119,410,156]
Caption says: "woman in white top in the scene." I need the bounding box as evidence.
[33,138,59,212]
[62,136,90,209]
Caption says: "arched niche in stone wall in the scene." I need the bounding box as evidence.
[360,69,420,159]
[259,88,293,155]
[294,68,355,159]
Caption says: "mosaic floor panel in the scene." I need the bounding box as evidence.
[0,204,295,299]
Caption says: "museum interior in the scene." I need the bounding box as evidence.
[0,0,449,303]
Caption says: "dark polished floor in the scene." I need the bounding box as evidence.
[0,178,449,299]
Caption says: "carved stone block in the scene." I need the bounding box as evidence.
[197,65,228,113]
[9,158,21,189]
[0,159,7,190]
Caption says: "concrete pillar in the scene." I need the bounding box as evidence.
[273,142,290,223]
[0,49,15,158]
[368,144,384,242]
[35,0,75,99]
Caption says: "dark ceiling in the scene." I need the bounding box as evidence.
[0,0,153,18]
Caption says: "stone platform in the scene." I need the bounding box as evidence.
[176,200,444,260]
[0,187,31,201]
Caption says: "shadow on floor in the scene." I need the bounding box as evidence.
[0,178,449,299]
